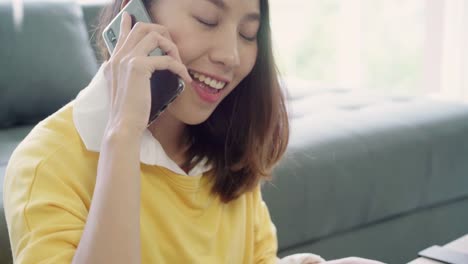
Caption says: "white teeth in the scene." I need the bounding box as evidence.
[190,70,227,90]
[210,79,217,87]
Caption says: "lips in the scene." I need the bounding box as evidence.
[188,69,230,104]
[190,79,224,103]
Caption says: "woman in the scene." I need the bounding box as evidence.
[4,0,384,263]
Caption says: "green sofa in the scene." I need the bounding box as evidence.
[1,1,468,263]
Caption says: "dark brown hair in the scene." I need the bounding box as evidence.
[95,0,289,203]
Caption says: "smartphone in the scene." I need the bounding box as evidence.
[102,0,185,126]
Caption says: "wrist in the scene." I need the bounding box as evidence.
[105,118,146,139]
[104,121,145,146]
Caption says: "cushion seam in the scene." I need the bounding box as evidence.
[278,194,468,253]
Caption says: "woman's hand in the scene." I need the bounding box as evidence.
[102,11,192,136]
[324,257,386,264]
[277,254,386,264]
[278,253,326,263]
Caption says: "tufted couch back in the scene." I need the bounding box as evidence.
[0,1,105,262]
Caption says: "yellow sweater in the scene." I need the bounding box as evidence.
[3,103,278,263]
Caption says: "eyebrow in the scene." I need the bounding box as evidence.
[204,0,226,9]
[203,0,261,22]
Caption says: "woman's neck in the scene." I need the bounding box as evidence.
[147,111,189,167]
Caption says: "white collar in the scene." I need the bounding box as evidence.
[72,64,211,176]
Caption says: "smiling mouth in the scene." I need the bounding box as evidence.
[188,70,228,93]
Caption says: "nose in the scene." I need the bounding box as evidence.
[209,29,241,69]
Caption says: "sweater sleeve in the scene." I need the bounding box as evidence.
[3,144,89,264]
[253,184,279,264]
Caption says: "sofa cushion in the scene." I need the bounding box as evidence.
[0,126,33,165]
[0,0,98,128]
[264,83,468,251]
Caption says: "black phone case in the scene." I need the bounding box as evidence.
[148,69,183,123]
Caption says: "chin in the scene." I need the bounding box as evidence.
[167,104,215,126]
[179,113,210,125]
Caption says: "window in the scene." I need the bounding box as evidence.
[271,0,468,100]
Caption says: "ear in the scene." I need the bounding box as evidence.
[120,0,131,10]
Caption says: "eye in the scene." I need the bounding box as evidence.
[241,34,257,42]
[195,17,218,27]
[240,24,259,42]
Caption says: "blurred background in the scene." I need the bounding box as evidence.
[270,0,468,100]
[2,0,468,263]
[9,0,468,99]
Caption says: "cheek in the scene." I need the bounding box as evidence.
[238,46,258,80]
[169,34,190,63]
[167,24,206,64]
[226,49,257,96]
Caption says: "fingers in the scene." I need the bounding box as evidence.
[145,56,192,84]
[324,257,386,264]
[131,31,183,62]
[111,13,186,78]
[116,20,174,57]
[107,12,191,90]
[278,253,325,264]
[113,11,132,55]
[108,12,133,107]
[128,56,192,84]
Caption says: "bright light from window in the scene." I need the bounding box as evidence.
[270,0,425,95]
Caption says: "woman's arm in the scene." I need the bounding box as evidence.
[72,127,143,264]
[73,10,192,263]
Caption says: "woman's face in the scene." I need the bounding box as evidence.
[149,0,260,125]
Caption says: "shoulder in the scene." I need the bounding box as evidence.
[4,102,99,208]
[7,102,94,170]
